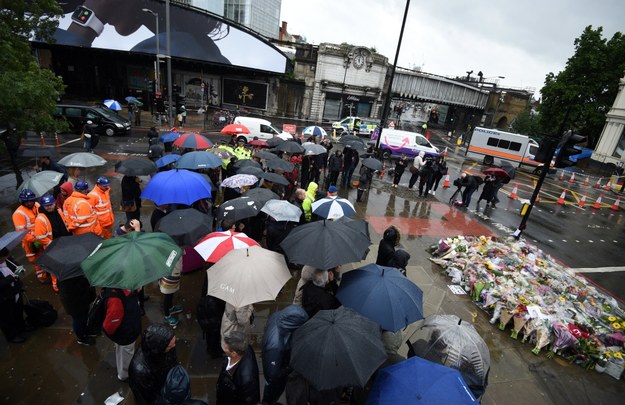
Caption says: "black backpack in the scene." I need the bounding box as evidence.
[473,175,485,185]
[24,299,57,327]
[87,289,112,331]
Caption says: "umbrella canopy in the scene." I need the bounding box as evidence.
[125,96,143,106]
[302,143,327,156]
[366,356,478,404]
[212,147,234,159]
[176,151,223,169]
[18,146,59,158]
[265,158,294,172]
[254,150,278,160]
[312,196,356,219]
[205,245,291,307]
[103,99,122,111]
[155,154,181,168]
[276,141,305,154]
[290,307,387,390]
[258,172,289,186]
[302,126,327,138]
[141,169,212,205]
[35,233,103,282]
[237,166,265,177]
[408,314,491,396]
[261,199,302,222]
[266,137,285,148]
[482,167,511,179]
[280,219,371,269]
[220,123,250,135]
[0,230,27,251]
[242,188,280,206]
[159,132,181,143]
[81,232,182,290]
[216,196,260,222]
[335,217,371,240]
[249,139,269,147]
[115,159,157,176]
[194,230,260,263]
[336,263,424,332]
[58,152,107,167]
[339,135,366,145]
[342,140,367,151]
[17,171,64,197]
[221,174,259,189]
[233,159,262,171]
[155,208,213,247]
[173,133,213,149]
[362,157,384,171]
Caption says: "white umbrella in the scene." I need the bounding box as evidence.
[312,196,356,219]
[17,171,64,197]
[58,152,107,167]
[261,199,302,222]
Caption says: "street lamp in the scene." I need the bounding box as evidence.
[165,0,173,126]
[142,9,160,96]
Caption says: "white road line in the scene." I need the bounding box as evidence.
[573,267,625,273]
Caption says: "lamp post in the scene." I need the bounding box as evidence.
[142,8,160,123]
[165,0,173,126]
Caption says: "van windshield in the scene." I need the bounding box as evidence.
[93,106,113,118]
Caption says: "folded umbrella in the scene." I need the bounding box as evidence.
[0,230,27,251]
[242,187,280,205]
[159,132,181,143]
[265,158,294,172]
[155,154,181,168]
[17,171,64,197]
[194,230,260,263]
[141,169,212,205]
[173,133,213,149]
[35,233,103,282]
[312,196,356,219]
[81,232,182,290]
[290,307,387,390]
[261,199,302,222]
[176,151,223,169]
[362,157,383,171]
[220,123,250,135]
[216,196,260,222]
[258,172,289,186]
[18,146,59,158]
[205,245,291,307]
[276,141,305,154]
[115,159,157,176]
[221,174,259,189]
[336,263,424,332]
[155,208,213,247]
[58,152,107,167]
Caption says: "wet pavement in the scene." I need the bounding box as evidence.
[1,118,624,404]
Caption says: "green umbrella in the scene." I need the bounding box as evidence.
[81,232,182,290]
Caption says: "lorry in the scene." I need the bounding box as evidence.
[232,116,293,143]
[465,127,541,168]
[331,116,379,136]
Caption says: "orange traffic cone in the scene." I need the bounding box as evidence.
[559,171,564,181]
[443,147,448,158]
[557,190,566,205]
[533,193,540,204]
[594,178,602,188]
[509,183,518,199]
[54,131,60,146]
[593,194,603,209]
[568,173,575,183]
[442,174,450,188]
[583,176,589,187]
[612,196,621,211]
[579,193,587,208]
[604,180,612,191]
[40,131,46,146]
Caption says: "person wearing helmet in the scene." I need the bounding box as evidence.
[88,176,115,239]
[34,194,71,292]
[12,189,47,282]
[63,180,103,236]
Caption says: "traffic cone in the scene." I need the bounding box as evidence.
[443,174,450,188]
[443,147,448,157]
[593,194,603,209]
[568,173,575,183]
[612,196,621,211]
[557,190,566,205]
[558,170,564,181]
[533,193,540,204]
[579,193,587,208]
[583,176,589,187]
[40,131,46,146]
[54,131,60,146]
[594,178,602,189]
[509,183,518,199]
[604,180,612,191]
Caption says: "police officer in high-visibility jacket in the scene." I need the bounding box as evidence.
[34,194,71,292]
[12,189,47,282]
[88,176,114,239]
[64,180,103,237]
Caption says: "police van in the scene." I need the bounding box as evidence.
[332,116,379,136]
[465,127,540,168]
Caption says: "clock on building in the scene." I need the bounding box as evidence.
[353,49,366,69]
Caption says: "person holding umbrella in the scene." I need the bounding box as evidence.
[476,174,498,208]
[12,189,47,283]
[356,166,373,203]
[327,150,343,187]
[88,177,115,239]
[0,248,29,343]
[121,175,143,222]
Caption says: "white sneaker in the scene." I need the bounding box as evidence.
[432,191,436,196]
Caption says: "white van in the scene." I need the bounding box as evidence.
[465,127,540,168]
[233,116,293,143]
[378,128,439,159]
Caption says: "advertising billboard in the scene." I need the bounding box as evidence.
[46,1,288,74]
[222,79,268,110]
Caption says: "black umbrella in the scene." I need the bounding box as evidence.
[334,217,371,240]
[233,159,262,171]
[242,187,280,205]
[290,307,387,390]
[0,230,27,251]
[18,146,59,158]
[339,135,366,145]
[254,151,278,160]
[216,196,261,222]
[342,140,367,151]
[265,158,294,172]
[361,157,383,171]
[115,159,157,176]
[266,137,285,147]
[155,208,213,246]
[259,172,289,186]
[35,233,103,281]
[237,166,265,176]
[280,219,371,269]
[276,141,305,154]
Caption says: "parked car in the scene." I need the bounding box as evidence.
[232,116,292,143]
[54,104,131,136]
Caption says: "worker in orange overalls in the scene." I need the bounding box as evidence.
[12,189,47,282]
[34,194,71,292]
[88,176,114,239]
[64,180,103,237]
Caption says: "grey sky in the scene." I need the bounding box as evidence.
[281,0,623,97]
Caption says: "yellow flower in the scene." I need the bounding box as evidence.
[613,323,622,330]
[559,297,566,302]
[608,316,617,322]
[615,352,623,359]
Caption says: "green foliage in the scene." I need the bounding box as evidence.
[510,110,543,138]
[0,0,66,133]
[538,26,625,147]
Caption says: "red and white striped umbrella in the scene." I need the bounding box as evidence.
[194,230,260,263]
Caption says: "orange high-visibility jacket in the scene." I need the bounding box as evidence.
[88,186,114,228]
[34,209,67,248]
[12,203,40,260]
[64,191,102,236]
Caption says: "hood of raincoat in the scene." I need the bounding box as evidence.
[142,323,176,354]
[278,304,309,335]
[161,365,191,404]
[418,151,425,158]
[388,249,411,269]
[306,181,318,198]
[60,181,73,195]
[383,225,400,246]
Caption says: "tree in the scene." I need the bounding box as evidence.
[0,0,66,134]
[510,110,542,138]
[539,26,625,147]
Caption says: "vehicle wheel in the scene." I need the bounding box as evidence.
[382,150,391,160]
[237,136,247,144]
[533,167,543,176]
[483,156,494,165]
[104,126,115,137]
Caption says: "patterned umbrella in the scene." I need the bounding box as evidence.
[220,174,259,189]
[302,126,328,138]
[173,133,213,149]
[194,230,260,263]
[103,99,122,111]
[312,196,356,219]
[216,196,260,222]
[220,123,250,135]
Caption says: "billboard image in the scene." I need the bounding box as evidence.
[222,79,268,110]
[47,1,287,74]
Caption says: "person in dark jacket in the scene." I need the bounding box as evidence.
[0,248,28,343]
[265,219,297,254]
[387,249,411,277]
[102,288,142,382]
[155,365,208,405]
[376,225,401,267]
[477,174,498,207]
[341,147,359,189]
[216,331,260,405]
[392,153,408,188]
[261,305,309,405]
[57,275,96,345]
[121,175,142,221]
[356,166,373,203]
[327,150,343,187]
[458,172,479,208]
[199,272,226,358]
[418,156,434,197]
[427,156,447,196]
[301,269,341,318]
[129,323,179,404]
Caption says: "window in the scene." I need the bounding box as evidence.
[613,127,625,159]
[498,140,510,149]
[260,124,276,135]
[509,142,522,152]
[487,137,498,147]
[65,108,82,117]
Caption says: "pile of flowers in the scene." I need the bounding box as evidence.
[430,235,625,375]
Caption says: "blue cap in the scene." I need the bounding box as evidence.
[328,185,337,193]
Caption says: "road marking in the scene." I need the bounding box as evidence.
[573,266,625,273]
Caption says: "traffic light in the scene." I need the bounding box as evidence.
[534,137,558,163]
[554,130,587,168]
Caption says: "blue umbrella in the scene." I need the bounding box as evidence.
[159,132,181,143]
[155,154,181,168]
[303,126,327,137]
[125,96,143,106]
[336,263,423,332]
[103,99,122,111]
[366,356,477,404]
[141,169,212,205]
[176,151,222,169]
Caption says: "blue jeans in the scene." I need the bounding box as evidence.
[463,187,477,207]
[262,374,288,405]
